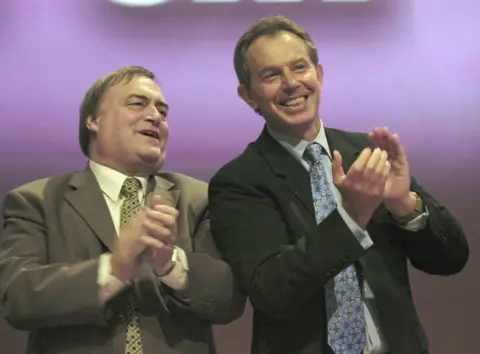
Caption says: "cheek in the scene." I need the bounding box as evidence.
[254,86,278,107]
[306,74,322,91]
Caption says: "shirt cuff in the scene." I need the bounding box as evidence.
[337,206,374,250]
[157,247,189,290]
[97,253,128,305]
[396,205,429,231]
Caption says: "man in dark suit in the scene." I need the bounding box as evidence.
[0,65,245,354]
[208,16,468,354]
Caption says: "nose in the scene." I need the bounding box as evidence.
[145,106,161,126]
[281,71,301,92]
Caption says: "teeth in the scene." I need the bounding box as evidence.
[282,96,306,107]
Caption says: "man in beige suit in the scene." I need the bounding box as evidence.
[0,65,245,354]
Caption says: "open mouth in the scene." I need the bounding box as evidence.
[279,95,308,107]
[139,130,160,140]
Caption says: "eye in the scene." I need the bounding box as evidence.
[294,63,306,71]
[263,73,278,82]
[129,101,144,106]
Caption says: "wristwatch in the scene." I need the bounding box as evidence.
[391,192,425,224]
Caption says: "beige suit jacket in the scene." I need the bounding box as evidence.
[0,168,245,354]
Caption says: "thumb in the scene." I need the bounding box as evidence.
[332,150,346,184]
[151,195,163,207]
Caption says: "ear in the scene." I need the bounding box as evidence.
[316,63,324,90]
[85,115,100,133]
[237,84,258,111]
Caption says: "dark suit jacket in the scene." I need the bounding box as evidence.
[208,126,468,354]
[0,169,245,354]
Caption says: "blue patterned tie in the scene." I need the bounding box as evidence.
[304,143,366,354]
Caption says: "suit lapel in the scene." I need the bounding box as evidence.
[324,128,362,176]
[256,127,315,218]
[145,175,180,209]
[64,169,117,251]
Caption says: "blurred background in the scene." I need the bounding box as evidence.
[0,0,479,353]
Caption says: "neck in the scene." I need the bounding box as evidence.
[274,118,321,141]
[89,156,152,177]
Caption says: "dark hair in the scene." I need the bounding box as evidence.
[78,65,156,157]
[233,15,319,88]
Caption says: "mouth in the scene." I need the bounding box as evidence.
[279,95,309,107]
[139,129,160,140]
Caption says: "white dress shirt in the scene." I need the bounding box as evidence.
[89,160,189,304]
[267,124,428,354]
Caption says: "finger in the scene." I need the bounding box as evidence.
[369,126,392,150]
[332,151,346,185]
[143,219,175,244]
[362,148,384,180]
[368,127,383,146]
[368,156,390,196]
[152,204,179,219]
[145,208,176,228]
[345,148,372,182]
[371,150,389,180]
[139,235,169,249]
[151,195,163,207]
[383,160,391,179]
[389,133,407,162]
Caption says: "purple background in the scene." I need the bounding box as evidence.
[0,0,479,353]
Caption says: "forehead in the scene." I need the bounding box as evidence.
[105,76,165,102]
[246,31,310,71]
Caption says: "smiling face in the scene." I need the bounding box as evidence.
[86,75,169,176]
[238,31,324,141]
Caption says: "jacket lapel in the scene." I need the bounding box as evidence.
[324,127,362,177]
[145,175,180,209]
[256,126,315,218]
[64,169,117,251]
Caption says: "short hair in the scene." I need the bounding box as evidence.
[78,65,156,157]
[233,15,319,88]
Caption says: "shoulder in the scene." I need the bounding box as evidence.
[325,127,372,149]
[2,172,79,218]
[210,142,263,184]
[6,172,78,201]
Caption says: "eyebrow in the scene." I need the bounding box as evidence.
[126,94,169,112]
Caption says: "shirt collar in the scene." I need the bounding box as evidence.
[267,120,332,164]
[89,160,148,202]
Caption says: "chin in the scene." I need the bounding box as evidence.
[282,112,317,128]
[137,151,164,169]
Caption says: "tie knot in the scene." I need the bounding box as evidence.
[304,143,325,165]
[121,177,142,197]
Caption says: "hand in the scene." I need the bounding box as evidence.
[143,195,179,276]
[332,147,391,228]
[368,127,414,215]
[110,212,168,283]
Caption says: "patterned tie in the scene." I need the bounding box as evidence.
[304,143,366,354]
[120,177,144,354]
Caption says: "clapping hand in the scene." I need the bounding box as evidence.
[142,195,178,276]
[368,127,416,216]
